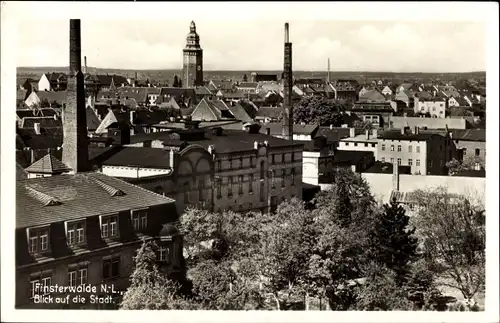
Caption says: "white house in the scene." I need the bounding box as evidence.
[38,74,52,92]
[381,85,393,96]
[338,128,379,160]
[414,98,447,118]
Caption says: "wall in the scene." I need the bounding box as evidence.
[338,140,378,159]
[415,100,446,118]
[361,173,485,203]
[38,75,51,92]
[377,139,428,174]
[303,151,321,185]
[456,140,486,166]
[391,116,466,130]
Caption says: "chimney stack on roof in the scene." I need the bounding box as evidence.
[34,123,41,135]
[400,127,405,135]
[169,149,175,168]
[350,128,356,137]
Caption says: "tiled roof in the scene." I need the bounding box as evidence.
[131,128,303,154]
[194,86,213,96]
[332,80,358,91]
[20,117,62,129]
[16,128,63,149]
[17,90,28,101]
[379,130,436,141]
[25,153,72,174]
[158,87,197,102]
[255,107,282,119]
[86,107,101,131]
[16,172,175,228]
[420,129,485,142]
[332,150,373,164]
[102,147,173,169]
[95,74,129,86]
[36,90,67,104]
[359,89,386,102]
[210,80,235,91]
[16,108,57,119]
[254,74,278,82]
[415,91,433,100]
[390,190,418,204]
[221,90,249,99]
[237,82,258,89]
[315,127,353,143]
[227,103,253,123]
[16,163,28,181]
[259,123,319,136]
[47,72,67,82]
[351,102,393,112]
[133,109,169,125]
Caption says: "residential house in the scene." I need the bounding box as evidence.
[255,107,282,123]
[448,96,469,108]
[391,116,468,130]
[237,82,259,93]
[194,86,215,101]
[350,102,395,128]
[377,127,456,175]
[394,90,414,108]
[338,128,379,160]
[207,80,235,93]
[190,98,252,123]
[380,85,396,97]
[38,73,67,92]
[358,89,386,103]
[330,80,359,101]
[15,172,182,309]
[413,97,447,118]
[259,123,319,141]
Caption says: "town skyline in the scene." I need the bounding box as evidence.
[17,19,485,73]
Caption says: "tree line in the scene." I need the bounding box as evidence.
[120,169,485,311]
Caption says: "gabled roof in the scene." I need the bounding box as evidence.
[133,109,169,125]
[47,72,67,82]
[17,90,28,101]
[237,82,258,89]
[209,80,235,91]
[95,110,120,134]
[16,108,57,119]
[95,74,128,86]
[379,130,436,141]
[260,123,319,136]
[255,107,282,119]
[36,90,67,104]
[194,86,213,96]
[25,153,72,174]
[359,89,386,102]
[16,127,63,150]
[16,172,175,229]
[20,116,62,129]
[86,107,102,131]
[226,102,253,123]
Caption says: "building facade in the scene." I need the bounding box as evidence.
[182,21,204,88]
[414,98,447,118]
[377,128,456,175]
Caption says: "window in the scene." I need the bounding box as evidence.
[381,157,385,162]
[463,148,467,156]
[131,210,147,231]
[397,145,401,152]
[250,156,255,167]
[66,221,85,246]
[228,177,234,198]
[291,168,295,186]
[238,175,243,195]
[416,146,420,153]
[198,180,204,201]
[260,161,265,179]
[390,145,395,151]
[409,159,413,166]
[157,246,169,262]
[397,158,402,165]
[101,215,118,239]
[381,144,386,151]
[249,203,253,210]
[408,145,412,153]
[216,180,222,198]
[68,264,88,286]
[281,170,286,188]
[28,228,50,254]
[271,154,275,164]
[371,143,376,148]
[416,159,420,166]
[260,181,265,202]
[102,255,120,280]
[30,272,52,298]
[216,160,221,172]
[183,182,190,204]
[354,143,358,147]
[475,148,480,157]
[248,174,253,193]
[390,158,394,164]
[364,143,368,147]
[239,157,244,169]
[345,142,349,146]
[271,170,275,189]
[291,152,296,162]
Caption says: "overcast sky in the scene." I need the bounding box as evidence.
[12,3,488,72]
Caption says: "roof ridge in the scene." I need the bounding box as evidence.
[90,176,126,197]
[26,186,61,206]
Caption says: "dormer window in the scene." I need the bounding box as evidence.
[65,220,86,246]
[100,214,118,239]
[131,209,148,231]
[27,227,50,254]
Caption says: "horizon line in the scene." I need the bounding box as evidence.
[16,66,487,75]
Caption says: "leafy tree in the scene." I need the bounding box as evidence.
[293,96,344,126]
[369,198,419,282]
[173,75,179,88]
[120,240,190,310]
[243,74,248,82]
[411,187,485,303]
[446,156,483,175]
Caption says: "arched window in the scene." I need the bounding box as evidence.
[260,160,265,179]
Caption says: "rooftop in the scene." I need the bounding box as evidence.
[25,153,72,174]
[340,133,378,143]
[363,162,412,174]
[16,172,175,229]
[378,130,436,141]
[102,147,173,169]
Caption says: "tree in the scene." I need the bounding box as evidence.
[173,75,179,87]
[353,119,373,131]
[411,187,485,303]
[446,156,483,175]
[369,198,419,282]
[178,78,183,88]
[293,96,344,126]
[243,74,248,82]
[120,240,190,310]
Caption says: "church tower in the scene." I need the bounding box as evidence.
[182,21,203,88]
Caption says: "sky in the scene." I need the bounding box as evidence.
[11,3,488,73]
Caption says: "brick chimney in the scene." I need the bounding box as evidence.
[350,128,356,137]
[169,149,175,168]
[62,19,89,173]
[281,23,293,140]
[34,123,41,135]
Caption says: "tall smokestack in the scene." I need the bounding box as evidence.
[282,22,293,140]
[62,19,89,173]
[327,58,330,83]
[84,56,87,74]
